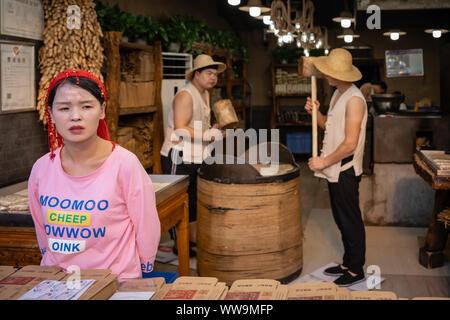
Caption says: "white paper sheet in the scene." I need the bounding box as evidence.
[291,262,385,291]
[109,291,155,300]
[18,279,95,300]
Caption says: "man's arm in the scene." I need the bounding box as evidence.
[308,96,365,171]
[172,91,222,142]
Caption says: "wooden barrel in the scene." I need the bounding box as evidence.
[197,145,302,285]
[212,99,239,129]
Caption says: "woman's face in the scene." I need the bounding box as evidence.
[50,83,105,144]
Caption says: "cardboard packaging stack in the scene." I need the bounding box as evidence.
[224,279,287,300]
[60,269,119,300]
[287,282,339,300]
[0,265,66,300]
[0,265,118,300]
[152,276,228,300]
[108,277,166,300]
[350,290,398,300]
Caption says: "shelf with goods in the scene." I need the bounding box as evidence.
[190,42,248,127]
[271,63,325,154]
[103,31,163,173]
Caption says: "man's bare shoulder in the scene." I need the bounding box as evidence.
[347,96,365,110]
[174,90,193,104]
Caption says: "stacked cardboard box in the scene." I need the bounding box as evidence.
[287,282,339,300]
[108,277,166,300]
[60,269,118,300]
[0,266,118,300]
[152,276,228,300]
[224,279,287,300]
[350,290,398,300]
[0,265,66,300]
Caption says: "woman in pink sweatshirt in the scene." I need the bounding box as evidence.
[28,70,161,280]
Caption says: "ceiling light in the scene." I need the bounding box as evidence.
[228,0,241,6]
[263,15,272,25]
[324,48,329,55]
[425,29,449,38]
[332,11,355,28]
[278,37,283,46]
[304,48,309,57]
[239,0,270,17]
[301,32,308,43]
[297,40,301,48]
[337,29,359,43]
[383,29,406,40]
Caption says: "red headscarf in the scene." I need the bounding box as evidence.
[44,69,111,160]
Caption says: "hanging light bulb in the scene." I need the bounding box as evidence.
[338,29,359,43]
[309,33,315,43]
[278,37,283,46]
[390,32,399,40]
[332,11,354,28]
[249,6,261,17]
[425,29,448,38]
[432,30,442,38]
[296,40,301,48]
[304,48,309,57]
[228,0,241,6]
[295,23,301,30]
[239,0,270,17]
[316,39,322,49]
[341,18,351,28]
[324,48,329,55]
[274,28,279,35]
[383,29,406,40]
[263,15,272,25]
[344,34,353,43]
[301,32,308,43]
[269,22,275,30]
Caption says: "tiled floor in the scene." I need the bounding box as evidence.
[154,161,450,299]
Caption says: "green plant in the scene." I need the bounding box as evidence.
[93,3,249,59]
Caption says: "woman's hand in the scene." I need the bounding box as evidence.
[304,97,320,115]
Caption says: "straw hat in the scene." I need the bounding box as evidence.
[185,54,226,80]
[312,48,362,82]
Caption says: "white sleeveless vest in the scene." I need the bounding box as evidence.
[314,84,368,183]
[160,82,211,164]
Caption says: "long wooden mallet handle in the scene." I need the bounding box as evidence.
[311,76,318,157]
[298,57,322,157]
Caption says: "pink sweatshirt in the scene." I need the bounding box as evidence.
[27,145,161,280]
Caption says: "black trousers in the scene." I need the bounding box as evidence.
[327,158,366,276]
[161,149,200,223]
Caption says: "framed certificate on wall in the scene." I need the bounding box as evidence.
[0,0,44,40]
[0,41,36,113]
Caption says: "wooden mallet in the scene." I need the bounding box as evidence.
[298,56,323,157]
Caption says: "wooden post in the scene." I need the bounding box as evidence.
[311,76,318,157]
[104,31,122,142]
[152,41,163,174]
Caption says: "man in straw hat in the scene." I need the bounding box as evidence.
[304,48,368,286]
[160,54,226,255]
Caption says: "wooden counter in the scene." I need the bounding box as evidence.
[413,153,450,269]
[0,174,190,276]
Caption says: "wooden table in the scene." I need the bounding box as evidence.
[413,153,450,268]
[0,174,190,277]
